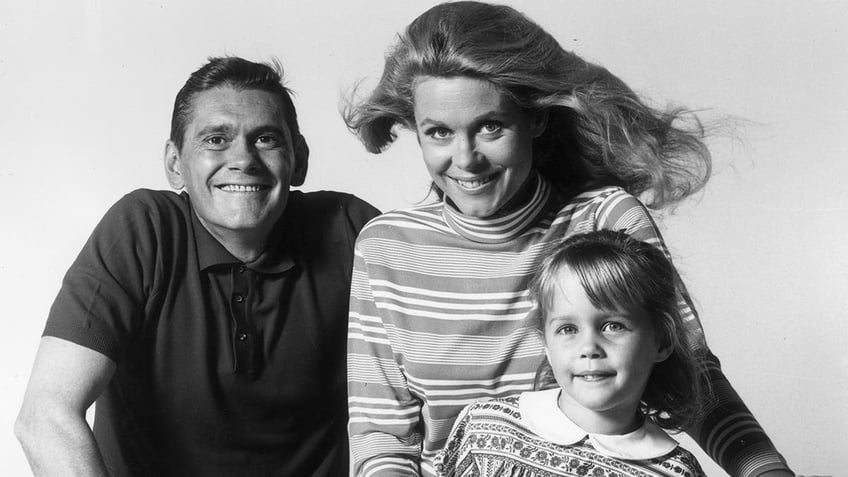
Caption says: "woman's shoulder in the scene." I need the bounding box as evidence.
[356,201,449,240]
[559,185,641,209]
[551,185,652,231]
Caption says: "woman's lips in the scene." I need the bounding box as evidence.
[449,172,499,191]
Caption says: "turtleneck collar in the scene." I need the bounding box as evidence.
[442,173,554,244]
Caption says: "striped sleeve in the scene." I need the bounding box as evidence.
[433,404,474,477]
[348,239,422,477]
[594,190,791,477]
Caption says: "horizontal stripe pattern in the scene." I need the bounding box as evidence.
[348,182,787,476]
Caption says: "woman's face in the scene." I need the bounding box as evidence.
[412,76,545,218]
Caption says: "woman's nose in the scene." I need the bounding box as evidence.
[452,136,485,171]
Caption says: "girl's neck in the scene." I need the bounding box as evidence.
[557,391,642,436]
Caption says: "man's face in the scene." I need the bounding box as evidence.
[165,86,306,249]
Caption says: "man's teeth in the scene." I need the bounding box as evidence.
[219,185,264,192]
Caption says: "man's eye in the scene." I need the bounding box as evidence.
[255,135,281,149]
[204,136,226,147]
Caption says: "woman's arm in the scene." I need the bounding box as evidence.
[15,337,117,477]
[595,189,792,477]
[434,404,475,477]
[347,242,424,477]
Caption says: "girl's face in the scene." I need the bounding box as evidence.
[412,76,545,218]
[542,267,671,434]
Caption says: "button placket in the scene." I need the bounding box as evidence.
[231,264,252,374]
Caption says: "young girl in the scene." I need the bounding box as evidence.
[437,230,707,477]
[345,2,791,475]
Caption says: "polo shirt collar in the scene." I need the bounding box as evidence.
[187,194,295,274]
[519,389,679,460]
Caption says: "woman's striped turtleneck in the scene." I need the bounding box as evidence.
[442,174,554,244]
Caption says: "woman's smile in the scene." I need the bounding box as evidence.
[413,76,545,218]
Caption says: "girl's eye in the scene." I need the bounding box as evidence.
[602,322,627,333]
[555,324,577,335]
[480,121,502,134]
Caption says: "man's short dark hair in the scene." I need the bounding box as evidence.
[169,56,301,151]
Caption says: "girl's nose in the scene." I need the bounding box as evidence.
[579,333,606,359]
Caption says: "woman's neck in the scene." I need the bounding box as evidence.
[491,171,539,219]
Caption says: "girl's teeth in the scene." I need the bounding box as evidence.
[579,375,608,381]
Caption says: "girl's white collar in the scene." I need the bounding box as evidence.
[519,389,679,460]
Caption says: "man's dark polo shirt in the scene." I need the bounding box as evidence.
[44,188,379,476]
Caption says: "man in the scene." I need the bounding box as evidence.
[15,56,379,476]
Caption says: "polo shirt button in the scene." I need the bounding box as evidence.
[237,265,246,274]
[237,333,248,341]
[234,294,244,303]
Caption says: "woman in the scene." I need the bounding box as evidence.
[345,2,792,476]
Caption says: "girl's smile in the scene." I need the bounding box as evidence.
[543,266,671,435]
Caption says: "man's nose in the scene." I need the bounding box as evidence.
[227,139,262,172]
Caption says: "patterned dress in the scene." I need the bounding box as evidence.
[436,390,705,477]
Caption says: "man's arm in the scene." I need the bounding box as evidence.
[15,336,116,477]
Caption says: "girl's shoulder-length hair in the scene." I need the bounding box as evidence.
[529,229,709,431]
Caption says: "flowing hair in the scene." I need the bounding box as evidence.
[344,1,711,208]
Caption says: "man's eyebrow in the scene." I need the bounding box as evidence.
[194,124,234,138]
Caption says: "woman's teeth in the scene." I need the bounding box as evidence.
[454,177,492,189]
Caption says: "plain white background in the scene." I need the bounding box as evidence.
[1,1,846,475]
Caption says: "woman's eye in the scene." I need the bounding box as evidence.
[426,127,452,140]
[480,121,502,134]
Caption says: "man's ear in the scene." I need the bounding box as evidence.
[163,140,184,190]
[291,134,309,187]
